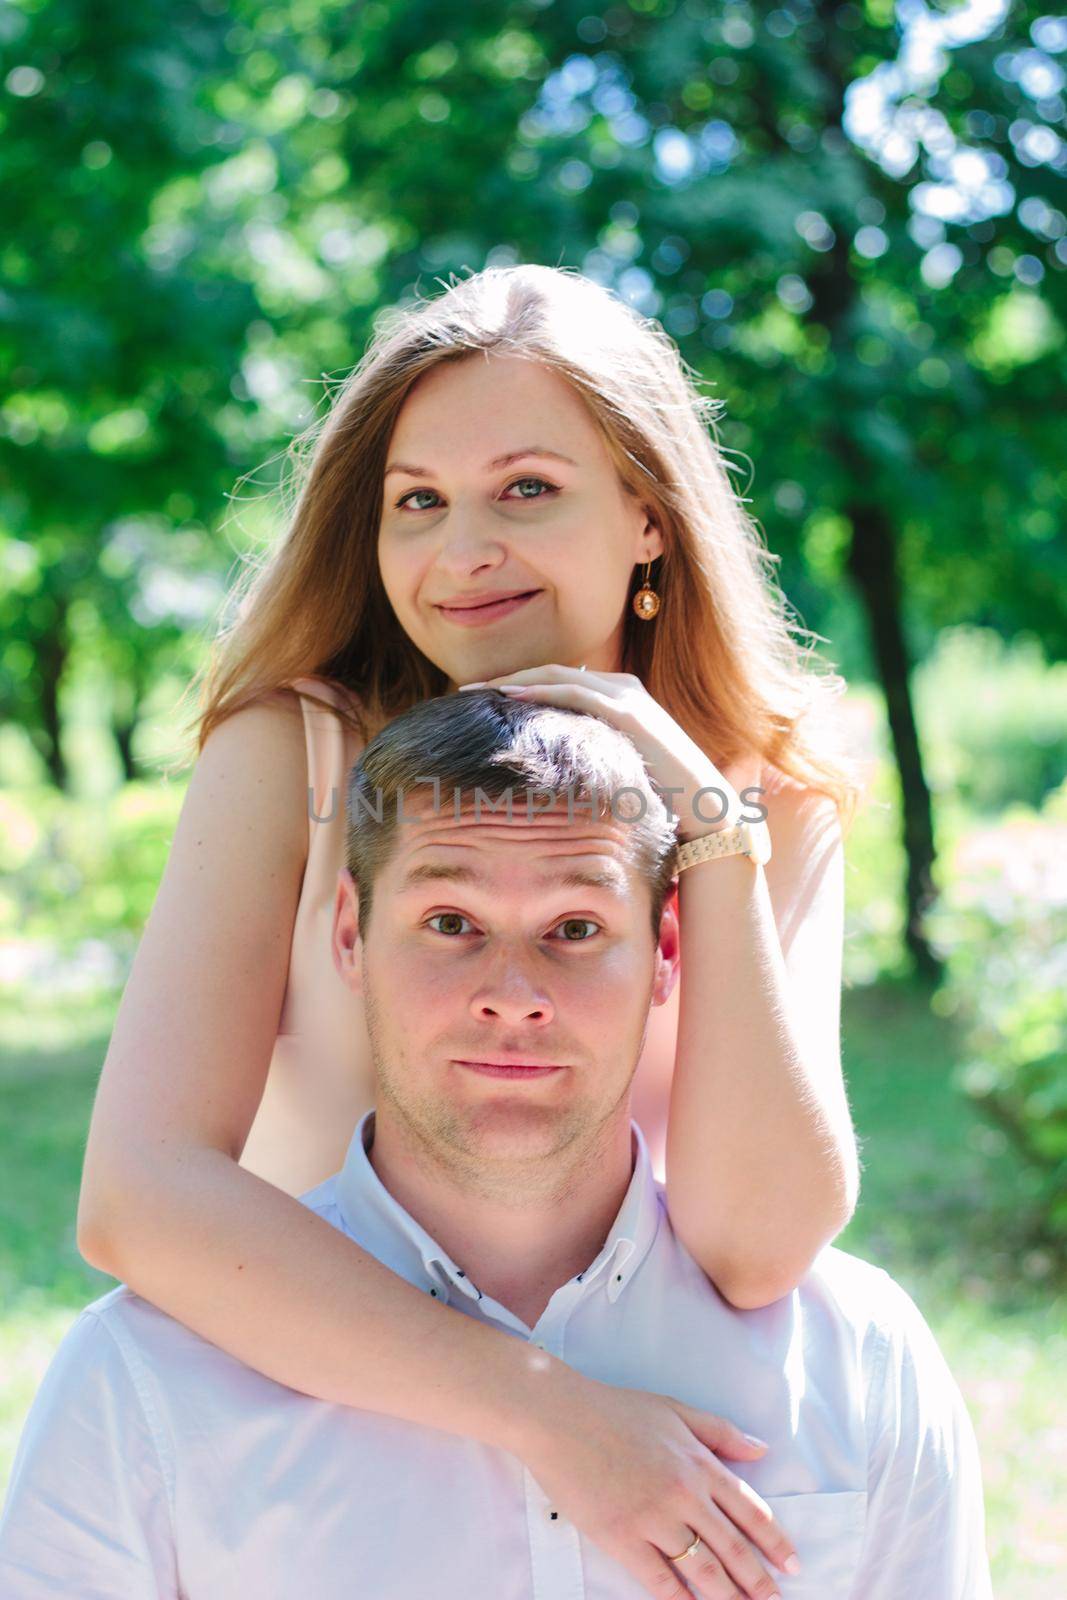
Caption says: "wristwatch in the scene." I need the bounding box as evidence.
[674,816,772,873]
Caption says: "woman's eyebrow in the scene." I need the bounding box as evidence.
[384,447,579,479]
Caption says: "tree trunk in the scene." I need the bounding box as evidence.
[112,667,143,783]
[798,6,943,982]
[36,619,68,791]
[114,713,138,782]
[845,502,942,981]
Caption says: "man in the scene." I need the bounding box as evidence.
[0,690,992,1598]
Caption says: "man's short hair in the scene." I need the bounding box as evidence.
[345,688,680,940]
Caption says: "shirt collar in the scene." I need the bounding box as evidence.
[333,1110,661,1315]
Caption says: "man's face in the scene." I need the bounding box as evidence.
[333,798,679,1187]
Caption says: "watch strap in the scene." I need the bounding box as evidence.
[674,820,772,872]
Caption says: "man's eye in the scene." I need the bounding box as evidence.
[394,477,558,512]
[426,912,473,936]
[424,914,600,941]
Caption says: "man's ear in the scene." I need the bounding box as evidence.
[332,868,363,991]
[651,882,680,1008]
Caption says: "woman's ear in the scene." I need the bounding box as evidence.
[332,868,363,990]
[639,506,665,565]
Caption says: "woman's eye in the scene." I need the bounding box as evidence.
[394,476,558,512]
[508,476,557,501]
[395,488,441,511]
[424,914,599,941]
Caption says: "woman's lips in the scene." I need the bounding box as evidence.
[436,590,542,626]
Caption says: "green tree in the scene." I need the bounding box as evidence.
[3,0,1063,974]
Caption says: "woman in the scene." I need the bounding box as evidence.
[78,264,861,1600]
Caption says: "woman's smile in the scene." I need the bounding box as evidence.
[435,589,544,626]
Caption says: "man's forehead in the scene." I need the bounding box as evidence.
[383,802,640,891]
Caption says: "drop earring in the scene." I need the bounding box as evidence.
[632,560,660,620]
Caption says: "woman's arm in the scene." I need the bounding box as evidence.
[76,692,553,1439]
[665,774,860,1310]
[77,693,799,1599]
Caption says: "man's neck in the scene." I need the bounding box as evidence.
[367,1111,636,1329]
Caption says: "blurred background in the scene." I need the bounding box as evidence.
[1,0,1065,1590]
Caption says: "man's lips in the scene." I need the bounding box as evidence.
[453,1058,566,1079]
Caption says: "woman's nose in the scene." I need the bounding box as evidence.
[432,503,512,570]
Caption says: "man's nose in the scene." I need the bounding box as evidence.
[468,949,555,1025]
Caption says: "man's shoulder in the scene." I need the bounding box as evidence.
[65,1283,233,1378]
[806,1241,902,1311]
[73,1179,348,1374]
[802,1242,934,1362]
[64,1284,152,1347]
[651,1181,915,1337]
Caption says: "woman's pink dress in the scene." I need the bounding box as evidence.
[238,676,679,1196]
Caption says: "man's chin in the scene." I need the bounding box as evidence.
[444,1097,584,1162]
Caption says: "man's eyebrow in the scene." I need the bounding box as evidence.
[384,447,579,480]
[398,862,628,896]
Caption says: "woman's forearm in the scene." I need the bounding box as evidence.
[77,1146,577,1453]
[665,854,859,1309]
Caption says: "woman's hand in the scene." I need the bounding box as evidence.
[458,665,758,842]
[518,1370,800,1599]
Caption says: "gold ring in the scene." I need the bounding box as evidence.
[666,1531,701,1562]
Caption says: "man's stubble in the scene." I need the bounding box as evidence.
[360,961,651,1209]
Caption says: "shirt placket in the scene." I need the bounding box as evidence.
[521,1254,624,1600]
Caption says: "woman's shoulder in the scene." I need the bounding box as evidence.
[285,673,362,709]
[150,689,311,932]
[756,766,843,905]
[758,762,837,822]
[284,674,367,732]
[735,762,842,892]
[722,755,805,815]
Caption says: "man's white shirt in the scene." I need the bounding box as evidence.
[0,1112,993,1598]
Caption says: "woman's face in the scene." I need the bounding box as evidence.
[377,353,663,691]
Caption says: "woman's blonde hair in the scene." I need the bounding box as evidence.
[182,264,862,829]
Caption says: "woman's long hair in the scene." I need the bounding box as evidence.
[182,264,863,827]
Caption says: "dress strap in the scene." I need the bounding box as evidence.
[285,676,359,856]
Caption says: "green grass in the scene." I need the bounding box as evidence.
[1,982,1064,1595]
[0,1009,116,1484]
[837,977,1067,1597]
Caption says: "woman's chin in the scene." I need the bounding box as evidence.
[443,641,576,687]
